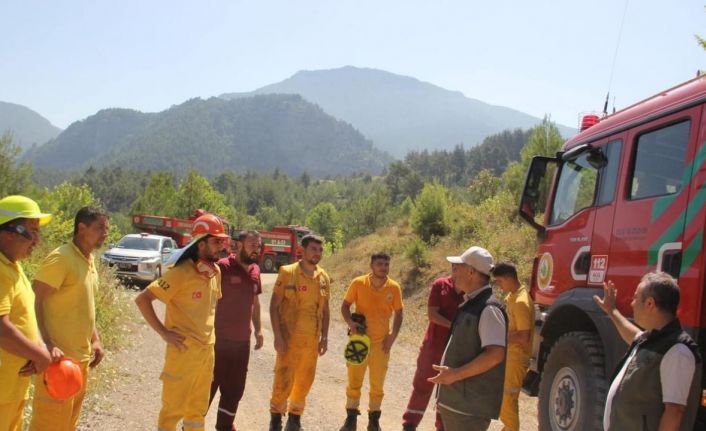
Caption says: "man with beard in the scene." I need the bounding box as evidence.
[269,234,331,431]
[209,230,264,431]
[31,207,110,431]
[135,213,229,431]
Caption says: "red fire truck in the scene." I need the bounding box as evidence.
[132,213,198,247]
[133,212,312,272]
[258,225,312,273]
[519,76,706,430]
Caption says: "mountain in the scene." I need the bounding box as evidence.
[0,101,62,150]
[221,66,575,157]
[25,94,391,177]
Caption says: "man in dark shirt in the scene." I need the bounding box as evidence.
[209,230,264,431]
[402,275,463,431]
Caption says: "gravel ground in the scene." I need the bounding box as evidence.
[80,274,538,430]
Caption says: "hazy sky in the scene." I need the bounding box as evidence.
[2,0,705,129]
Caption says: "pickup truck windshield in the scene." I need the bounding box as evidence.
[117,237,160,251]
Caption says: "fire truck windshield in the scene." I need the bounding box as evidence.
[549,153,598,225]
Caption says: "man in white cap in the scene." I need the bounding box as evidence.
[428,246,507,431]
[0,195,52,431]
[135,213,229,431]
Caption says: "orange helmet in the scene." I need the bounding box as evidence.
[44,358,83,401]
[191,214,229,239]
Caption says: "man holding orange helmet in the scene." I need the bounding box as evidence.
[0,195,52,431]
[135,213,229,431]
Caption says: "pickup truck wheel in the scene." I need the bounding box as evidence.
[262,256,276,273]
[538,331,607,431]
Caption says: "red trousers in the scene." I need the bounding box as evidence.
[209,340,250,431]
[403,340,445,430]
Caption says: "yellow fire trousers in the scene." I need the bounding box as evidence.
[270,334,319,415]
[30,361,89,431]
[0,400,25,431]
[499,352,529,431]
[346,341,390,412]
[158,342,215,431]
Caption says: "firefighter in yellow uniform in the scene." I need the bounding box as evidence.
[0,196,52,431]
[492,262,533,431]
[269,234,330,431]
[31,207,109,431]
[135,214,229,431]
[340,252,403,431]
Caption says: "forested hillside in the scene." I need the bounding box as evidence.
[26,94,391,177]
[222,66,575,156]
[0,101,62,150]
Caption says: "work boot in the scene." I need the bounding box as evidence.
[339,409,360,431]
[367,411,382,431]
[269,413,283,431]
[284,413,302,431]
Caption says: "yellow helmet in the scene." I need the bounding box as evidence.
[344,333,371,365]
[0,195,52,226]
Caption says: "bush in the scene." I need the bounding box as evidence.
[405,237,430,270]
[411,182,449,243]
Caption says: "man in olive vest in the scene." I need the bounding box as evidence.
[428,246,507,431]
[594,273,701,431]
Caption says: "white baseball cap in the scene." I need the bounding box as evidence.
[446,246,494,275]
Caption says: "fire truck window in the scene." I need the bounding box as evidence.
[549,153,598,225]
[630,120,690,200]
[596,140,622,206]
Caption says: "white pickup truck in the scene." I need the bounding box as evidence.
[101,233,177,285]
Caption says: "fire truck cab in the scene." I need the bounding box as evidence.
[519,76,706,430]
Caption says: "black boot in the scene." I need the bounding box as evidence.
[269,413,283,431]
[284,413,302,431]
[367,411,381,431]
[402,424,416,431]
[339,409,360,431]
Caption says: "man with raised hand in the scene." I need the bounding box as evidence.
[594,273,701,431]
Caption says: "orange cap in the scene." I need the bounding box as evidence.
[44,358,83,401]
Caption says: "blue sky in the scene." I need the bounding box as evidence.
[2,0,705,130]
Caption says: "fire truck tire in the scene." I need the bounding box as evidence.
[262,256,276,273]
[538,331,607,431]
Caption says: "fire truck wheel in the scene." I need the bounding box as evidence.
[538,331,607,431]
[262,256,276,273]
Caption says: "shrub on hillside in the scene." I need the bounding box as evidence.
[405,236,430,270]
[411,182,449,242]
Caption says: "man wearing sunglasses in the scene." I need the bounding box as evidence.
[0,195,52,431]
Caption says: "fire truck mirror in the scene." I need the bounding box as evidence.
[519,156,557,233]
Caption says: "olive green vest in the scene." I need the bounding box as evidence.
[608,319,702,431]
[438,287,507,419]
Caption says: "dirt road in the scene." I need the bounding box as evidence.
[80,274,537,430]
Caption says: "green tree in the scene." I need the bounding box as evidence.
[174,170,231,220]
[40,182,121,245]
[343,185,391,240]
[0,131,32,197]
[502,117,563,202]
[306,202,343,251]
[411,182,450,243]
[468,169,502,204]
[130,172,178,216]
